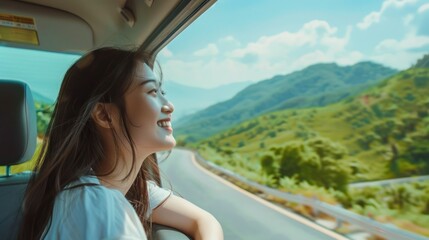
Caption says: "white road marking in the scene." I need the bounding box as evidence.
[187,151,349,240]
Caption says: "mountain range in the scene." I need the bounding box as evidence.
[176,61,398,141]
[163,80,253,122]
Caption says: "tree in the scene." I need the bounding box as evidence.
[278,141,311,177]
[373,119,397,144]
[400,139,429,175]
[355,133,379,150]
[277,137,351,192]
[260,155,276,176]
[306,138,350,192]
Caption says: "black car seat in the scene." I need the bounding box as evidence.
[0,80,37,240]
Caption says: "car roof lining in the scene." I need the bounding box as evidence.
[1,0,216,56]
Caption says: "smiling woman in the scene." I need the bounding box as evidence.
[120,62,176,154]
[18,47,223,240]
[0,0,221,239]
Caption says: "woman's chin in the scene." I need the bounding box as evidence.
[163,137,176,150]
[168,139,177,149]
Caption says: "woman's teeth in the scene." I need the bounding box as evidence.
[157,120,171,127]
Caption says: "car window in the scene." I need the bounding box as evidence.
[157,1,429,239]
[0,46,80,174]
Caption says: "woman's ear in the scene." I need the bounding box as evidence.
[91,103,113,129]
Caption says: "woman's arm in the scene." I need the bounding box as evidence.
[151,194,224,240]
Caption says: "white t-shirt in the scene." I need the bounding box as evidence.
[43,176,171,240]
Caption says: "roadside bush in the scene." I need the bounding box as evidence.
[275,137,351,192]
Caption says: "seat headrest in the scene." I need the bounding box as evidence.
[0,80,37,166]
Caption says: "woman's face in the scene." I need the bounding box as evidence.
[122,61,176,154]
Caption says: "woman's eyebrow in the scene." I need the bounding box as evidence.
[138,79,157,86]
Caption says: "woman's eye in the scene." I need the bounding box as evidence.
[148,88,158,94]
[148,88,165,96]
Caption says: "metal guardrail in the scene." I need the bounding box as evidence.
[192,151,429,240]
[349,175,429,188]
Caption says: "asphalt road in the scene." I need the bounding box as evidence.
[158,148,347,240]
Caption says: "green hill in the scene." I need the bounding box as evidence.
[192,62,429,182]
[176,61,397,142]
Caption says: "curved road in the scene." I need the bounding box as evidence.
[158,148,347,240]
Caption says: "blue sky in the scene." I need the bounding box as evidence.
[0,46,79,100]
[158,0,429,88]
[1,0,428,100]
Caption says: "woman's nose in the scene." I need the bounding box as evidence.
[161,101,174,114]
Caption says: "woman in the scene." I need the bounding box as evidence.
[19,47,223,240]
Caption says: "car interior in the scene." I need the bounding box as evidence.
[0,0,216,239]
[0,80,37,240]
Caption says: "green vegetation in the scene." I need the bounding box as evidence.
[184,54,429,235]
[349,181,429,237]
[261,137,351,192]
[35,102,54,136]
[289,179,429,236]
[190,66,429,181]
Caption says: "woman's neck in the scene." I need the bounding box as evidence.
[96,151,148,195]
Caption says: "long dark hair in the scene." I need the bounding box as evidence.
[19,47,161,239]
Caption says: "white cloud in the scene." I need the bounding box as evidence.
[373,30,429,69]
[193,43,219,57]
[321,25,352,52]
[219,36,241,46]
[375,34,429,52]
[159,47,173,58]
[230,20,332,58]
[160,58,258,88]
[288,50,364,72]
[370,51,425,69]
[337,51,365,66]
[385,0,418,8]
[216,36,241,53]
[357,12,382,30]
[229,20,351,62]
[288,50,330,70]
[220,36,235,42]
[160,20,365,88]
[403,14,415,25]
[357,0,417,30]
[418,3,429,13]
